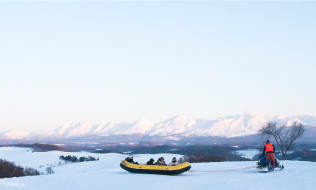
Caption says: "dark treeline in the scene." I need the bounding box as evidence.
[33,143,73,152]
[179,150,250,163]
[12,143,73,152]
[180,152,225,163]
[93,149,114,153]
[284,150,316,162]
[101,145,250,162]
[59,155,99,163]
[0,159,40,178]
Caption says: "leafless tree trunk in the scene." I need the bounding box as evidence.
[45,166,55,175]
[258,121,305,160]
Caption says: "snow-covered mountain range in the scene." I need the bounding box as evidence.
[1,112,316,141]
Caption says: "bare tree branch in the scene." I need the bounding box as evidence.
[258,121,305,160]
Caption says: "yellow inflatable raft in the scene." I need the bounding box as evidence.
[120,160,191,175]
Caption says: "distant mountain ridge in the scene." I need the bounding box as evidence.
[1,112,316,141]
[0,130,39,140]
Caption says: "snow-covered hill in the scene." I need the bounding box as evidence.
[39,119,156,139]
[0,147,315,190]
[3,112,316,141]
[0,130,39,140]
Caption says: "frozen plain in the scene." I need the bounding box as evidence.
[0,147,315,190]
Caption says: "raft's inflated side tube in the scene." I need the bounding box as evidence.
[120,161,191,175]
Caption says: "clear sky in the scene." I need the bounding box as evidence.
[0,2,316,133]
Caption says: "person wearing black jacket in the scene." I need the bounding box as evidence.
[147,158,154,165]
[125,156,138,164]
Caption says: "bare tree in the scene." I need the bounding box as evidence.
[45,166,55,175]
[258,121,305,160]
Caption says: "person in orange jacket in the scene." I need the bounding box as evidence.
[262,140,276,167]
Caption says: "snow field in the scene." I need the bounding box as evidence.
[235,149,260,159]
[1,147,316,190]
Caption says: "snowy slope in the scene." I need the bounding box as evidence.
[0,130,39,140]
[39,119,155,139]
[0,147,316,190]
[4,112,316,140]
[146,115,196,136]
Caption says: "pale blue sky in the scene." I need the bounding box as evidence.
[0,2,316,133]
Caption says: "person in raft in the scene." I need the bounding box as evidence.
[155,157,167,166]
[169,157,179,166]
[125,156,138,164]
[147,158,154,165]
[263,140,276,167]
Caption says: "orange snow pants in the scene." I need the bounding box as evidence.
[266,153,275,167]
